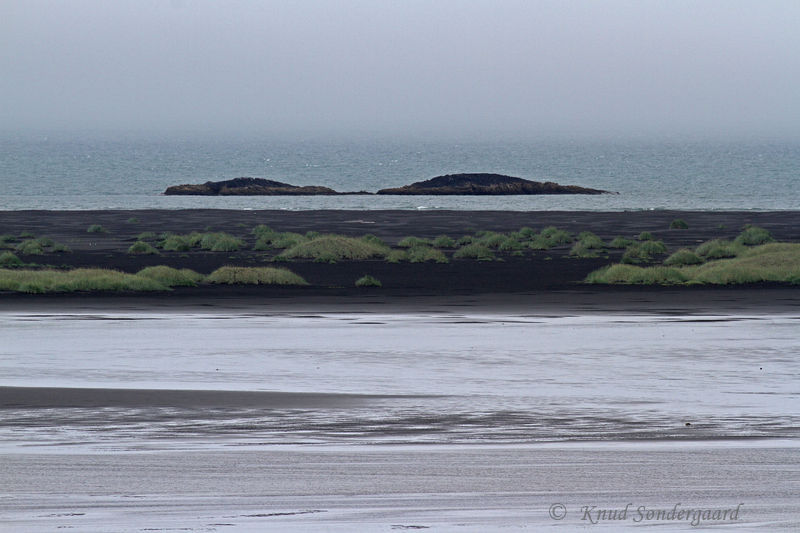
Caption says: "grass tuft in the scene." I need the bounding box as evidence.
[669,219,689,229]
[137,266,203,287]
[15,240,45,255]
[608,236,635,249]
[355,274,382,287]
[87,224,107,234]
[277,236,389,263]
[0,268,167,293]
[432,235,457,248]
[529,226,573,250]
[695,239,742,259]
[205,266,308,285]
[453,243,495,261]
[398,236,432,248]
[407,245,449,263]
[621,240,667,264]
[127,241,161,255]
[637,231,654,241]
[199,232,245,252]
[663,248,704,266]
[0,252,24,267]
[734,225,774,246]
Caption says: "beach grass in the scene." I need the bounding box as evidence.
[637,231,654,241]
[136,266,203,287]
[670,219,689,229]
[663,248,704,266]
[586,243,800,285]
[198,232,245,252]
[453,243,495,261]
[570,231,605,257]
[695,239,742,259]
[406,245,449,263]
[87,224,107,234]
[529,226,573,250]
[361,234,388,247]
[398,236,433,248]
[355,274,382,287]
[137,231,158,241]
[277,236,389,263]
[127,241,161,255]
[609,236,635,249]
[205,266,308,285]
[621,240,667,264]
[254,231,308,250]
[0,252,24,267]
[0,268,167,293]
[432,235,457,248]
[385,249,408,263]
[15,240,45,255]
[734,225,774,246]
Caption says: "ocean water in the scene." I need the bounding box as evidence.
[1,134,798,210]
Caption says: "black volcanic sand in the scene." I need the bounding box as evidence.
[0,209,798,309]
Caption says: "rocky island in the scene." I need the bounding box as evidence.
[164,177,361,196]
[377,173,611,195]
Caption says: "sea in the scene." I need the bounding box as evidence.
[1,133,798,210]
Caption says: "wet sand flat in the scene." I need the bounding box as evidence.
[2,444,798,531]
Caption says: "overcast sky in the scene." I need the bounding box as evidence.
[2,0,799,139]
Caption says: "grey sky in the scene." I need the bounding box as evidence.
[2,0,799,138]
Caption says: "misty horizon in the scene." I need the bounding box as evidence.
[2,1,800,140]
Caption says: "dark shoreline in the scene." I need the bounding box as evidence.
[1,209,798,309]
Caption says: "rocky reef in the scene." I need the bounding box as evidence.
[164,177,360,196]
[376,173,611,195]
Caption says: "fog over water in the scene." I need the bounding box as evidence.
[2,0,800,139]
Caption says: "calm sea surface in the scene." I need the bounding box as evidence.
[1,134,798,210]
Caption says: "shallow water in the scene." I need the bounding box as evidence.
[1,311,797,451]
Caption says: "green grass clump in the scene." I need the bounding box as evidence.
[137,266,203,287]
[637,231,654,241]
[512,227,537,240]
[453,243,495,261]
[19,231,35,239]
[0,268,166,293]
[15,240,45,255]
[252,224,276,239]
[457,235,475,246]
[407,245,448,263]
[695,239,742,259]
[127,241,160,255]
[398,236,432,248]
[87,224,107,234]
[385,250,408,263]
[586,264,688,285]
[497,237,525,252]
[205,266,308,285]
[277,236,389,263]
[686,243,800,285]
[137,232,158,241]
[663,248,704,266]
[609,236,635,249]
[621,240,667,264]
[355,275,382,287]
[199,232,245,252]
[669,219,689,229]
[51,243,71,253]
[254,231,308,251]
[734,225,774,246]
[0,252,24,267]
[530,226,573,250]
[586,243,800,286]
[475,232,509,249]
[361,234,387,247]
[0,234,18,246]
[569,232,606,257]
[126,217,139,224]
[161,234,194,252]
[432,235,457,248]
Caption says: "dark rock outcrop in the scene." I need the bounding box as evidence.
[164,177,361,196]
[376,173,611,195]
